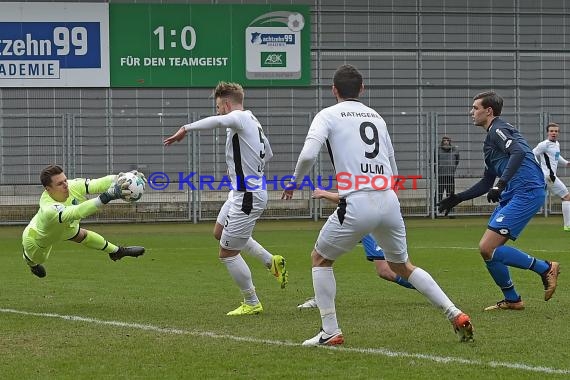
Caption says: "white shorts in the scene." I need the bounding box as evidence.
[216,192,232,226]
[315,190,409,263]
[217,191,267,250]
[548,176,570,198]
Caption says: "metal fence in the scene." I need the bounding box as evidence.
[1,111,568,224]
[2,1,570,224]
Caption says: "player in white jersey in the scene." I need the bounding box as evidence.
[532,122,570,230]
[282,64,473,345]
[164,81,288,316]
[297,188,415,309]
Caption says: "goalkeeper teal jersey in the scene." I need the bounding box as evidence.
[26,175,114,247]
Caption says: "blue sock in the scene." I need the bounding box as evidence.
[394,276,415,289]
[485,259,520,301]
[493,245,549,274]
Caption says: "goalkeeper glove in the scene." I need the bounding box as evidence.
[486,179,507,203]
[437,193,462,216]
[99,182,131,204]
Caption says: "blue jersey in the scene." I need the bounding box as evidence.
[484,118,545,201]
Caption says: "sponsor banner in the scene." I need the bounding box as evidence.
[109,4,310,87]
[0,2,109,87]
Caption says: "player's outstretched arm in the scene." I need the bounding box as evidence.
[282,138,322,200]
[84,175,116,194]
[54,181,131,223]
[312,188,339,204]
[437,194,462,216]
[163,126,187,146]
[281,181,296,200]
[438,169,495,215]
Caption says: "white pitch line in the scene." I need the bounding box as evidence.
[93,245,551,253]
[410,246,553,253]
[1,308,568,375]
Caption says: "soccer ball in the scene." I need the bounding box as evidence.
[118,172,145,203]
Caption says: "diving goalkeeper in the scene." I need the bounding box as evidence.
[22,164,145,278]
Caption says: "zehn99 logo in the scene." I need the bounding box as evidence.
[0,22,101,68]
[52,27,88,55]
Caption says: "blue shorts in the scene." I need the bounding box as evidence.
[488,187,546,240]
[361,234,386,261]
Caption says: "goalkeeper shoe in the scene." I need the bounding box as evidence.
[484,298,525,311]
[270,255,288,289]
[452,313,474,342]
[226,302,263,316]
[30,264,46,278]
[297,297,318,309]
[542,261,560,301]
[109,246,145,262]
[302,328,344,346]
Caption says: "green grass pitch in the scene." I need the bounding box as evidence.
[0,217,567,379]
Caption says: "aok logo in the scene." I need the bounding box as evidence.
[261,52,286,67]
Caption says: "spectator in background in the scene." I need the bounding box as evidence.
[437,136,460,209]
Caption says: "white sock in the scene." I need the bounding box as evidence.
[242,238,273,268]
[220,255,259,305]
[408,267,460,320]
[312,267,339,334]
[562,201,570,227]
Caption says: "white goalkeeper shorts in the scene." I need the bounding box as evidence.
[217,190,267,251]
[315,190,409,264]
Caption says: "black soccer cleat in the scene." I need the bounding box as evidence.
[109,246,145,262]
[30,264,46,278]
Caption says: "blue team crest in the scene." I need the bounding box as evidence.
[250,32,262,44]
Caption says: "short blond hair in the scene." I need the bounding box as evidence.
[213,81,244,104]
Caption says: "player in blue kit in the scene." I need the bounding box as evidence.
[438,91,560,311]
